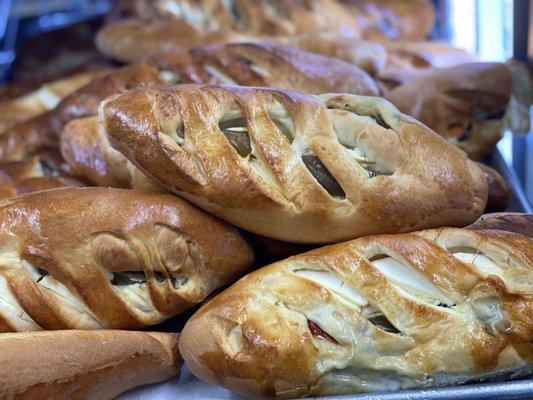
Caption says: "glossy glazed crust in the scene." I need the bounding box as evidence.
[2,42,378,165]
[475,163,510,213]
[128,0,360,37]
[0,72,96,133]
[180,42,379,96]
[384,63,512,160]
[469,213,533,238]
[179,228,533,398]
[0,330,181,399]
[102,84,487,244]
[0,112,58,162]
[0,187,253,332]
[61,116,160,190]
[0,175,85,199]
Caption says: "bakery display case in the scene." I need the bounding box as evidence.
[0,1,531,399]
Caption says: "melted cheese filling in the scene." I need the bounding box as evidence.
[21,260,101,327]
[204,65,237,85]
[452,252,503,276]
[0,275,41,331]
[293,269,368,308]
[371,257,452,305]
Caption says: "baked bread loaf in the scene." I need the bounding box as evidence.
[289,33,476,76]
[0,150,67,181]
[340,0,435,41]
[114,0,360,37]
[384,63,512,160]
[468,213,533,238]
[61,116,159,190]
[0,112,58,162]
[179,228,533,398]
[0,187,253,332]
[0,175,85,199]
[0,72,96,133]
[0,62,166,162]
[0,330,181,399]
[178,42,379,95]
[102,85,488,243]
[96,18,207,63]
[475,163,510,213]
[4,42,378,164]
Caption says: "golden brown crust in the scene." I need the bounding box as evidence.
[102,84,487,244]
[0,330,181,399]
[0,112,58,162]
[0,187,253,331]
[95,18,208,63]
[341,0,435,40]
[183,42,379,95]
[289,33,476,76]
[0,175,86,199]
[61,116,160,190]
[126,0,360,37]
[384,63,512,160]
[4,42,378,165]
[0,72,96,133]
[475,163,510,213]
[179,227,533,398]
[380,41,477,73]
[468,213,533,238]
[0,63,165,163]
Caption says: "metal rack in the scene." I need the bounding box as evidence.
[0,0,113,82]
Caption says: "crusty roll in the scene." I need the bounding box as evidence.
[102,85,487,243]
[179,228,533,398]
[0,72,96,133]
[0,175,86,199]
[468,213,533,237]
[384,63,512,160]
[0,330,181,399]
[60,116,159,190]
[0,187,253,332]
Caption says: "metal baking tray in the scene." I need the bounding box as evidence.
[120,145,532,399]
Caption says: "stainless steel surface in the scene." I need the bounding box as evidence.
[320,379,533,400]
[495,129,533,212]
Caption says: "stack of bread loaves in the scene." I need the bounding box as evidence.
[0,1,530,399]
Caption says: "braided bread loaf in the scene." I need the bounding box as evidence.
[0,187,253,332]
[102,85,488,243]
[179,228,533,398]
